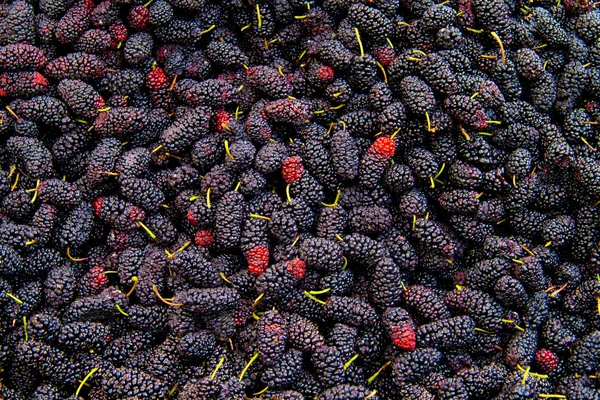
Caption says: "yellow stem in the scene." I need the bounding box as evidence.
[137,221,156,239]
[6,293,23,304]
[210,357,225,381]
[76,368,99,397]
[125,277,139,297]
[343,354,359,370]
[239,352,259,381]
[152,285,183,306]
[115,304,129,316]
[304,291,326,305]
[256,4,262,28]
[354,28,364,58]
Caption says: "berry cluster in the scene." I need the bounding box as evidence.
[0,0,600,399]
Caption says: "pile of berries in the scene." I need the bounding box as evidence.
[1,0,600,398]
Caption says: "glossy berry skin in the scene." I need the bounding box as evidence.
[246,245,270,276]
[359,136,397,188]
[128,5,150,30]
[369,136,396,160]
[535,348,559,373]
[282,156,305,184]
[392,324,416,351]
[285,257,306,280]
[316,65,335,83]
[0,0,598,398]
[194,229,214,247]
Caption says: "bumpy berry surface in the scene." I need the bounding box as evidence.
[0,0,598,398]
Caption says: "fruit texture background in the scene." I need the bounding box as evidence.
[0,0,600,398]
